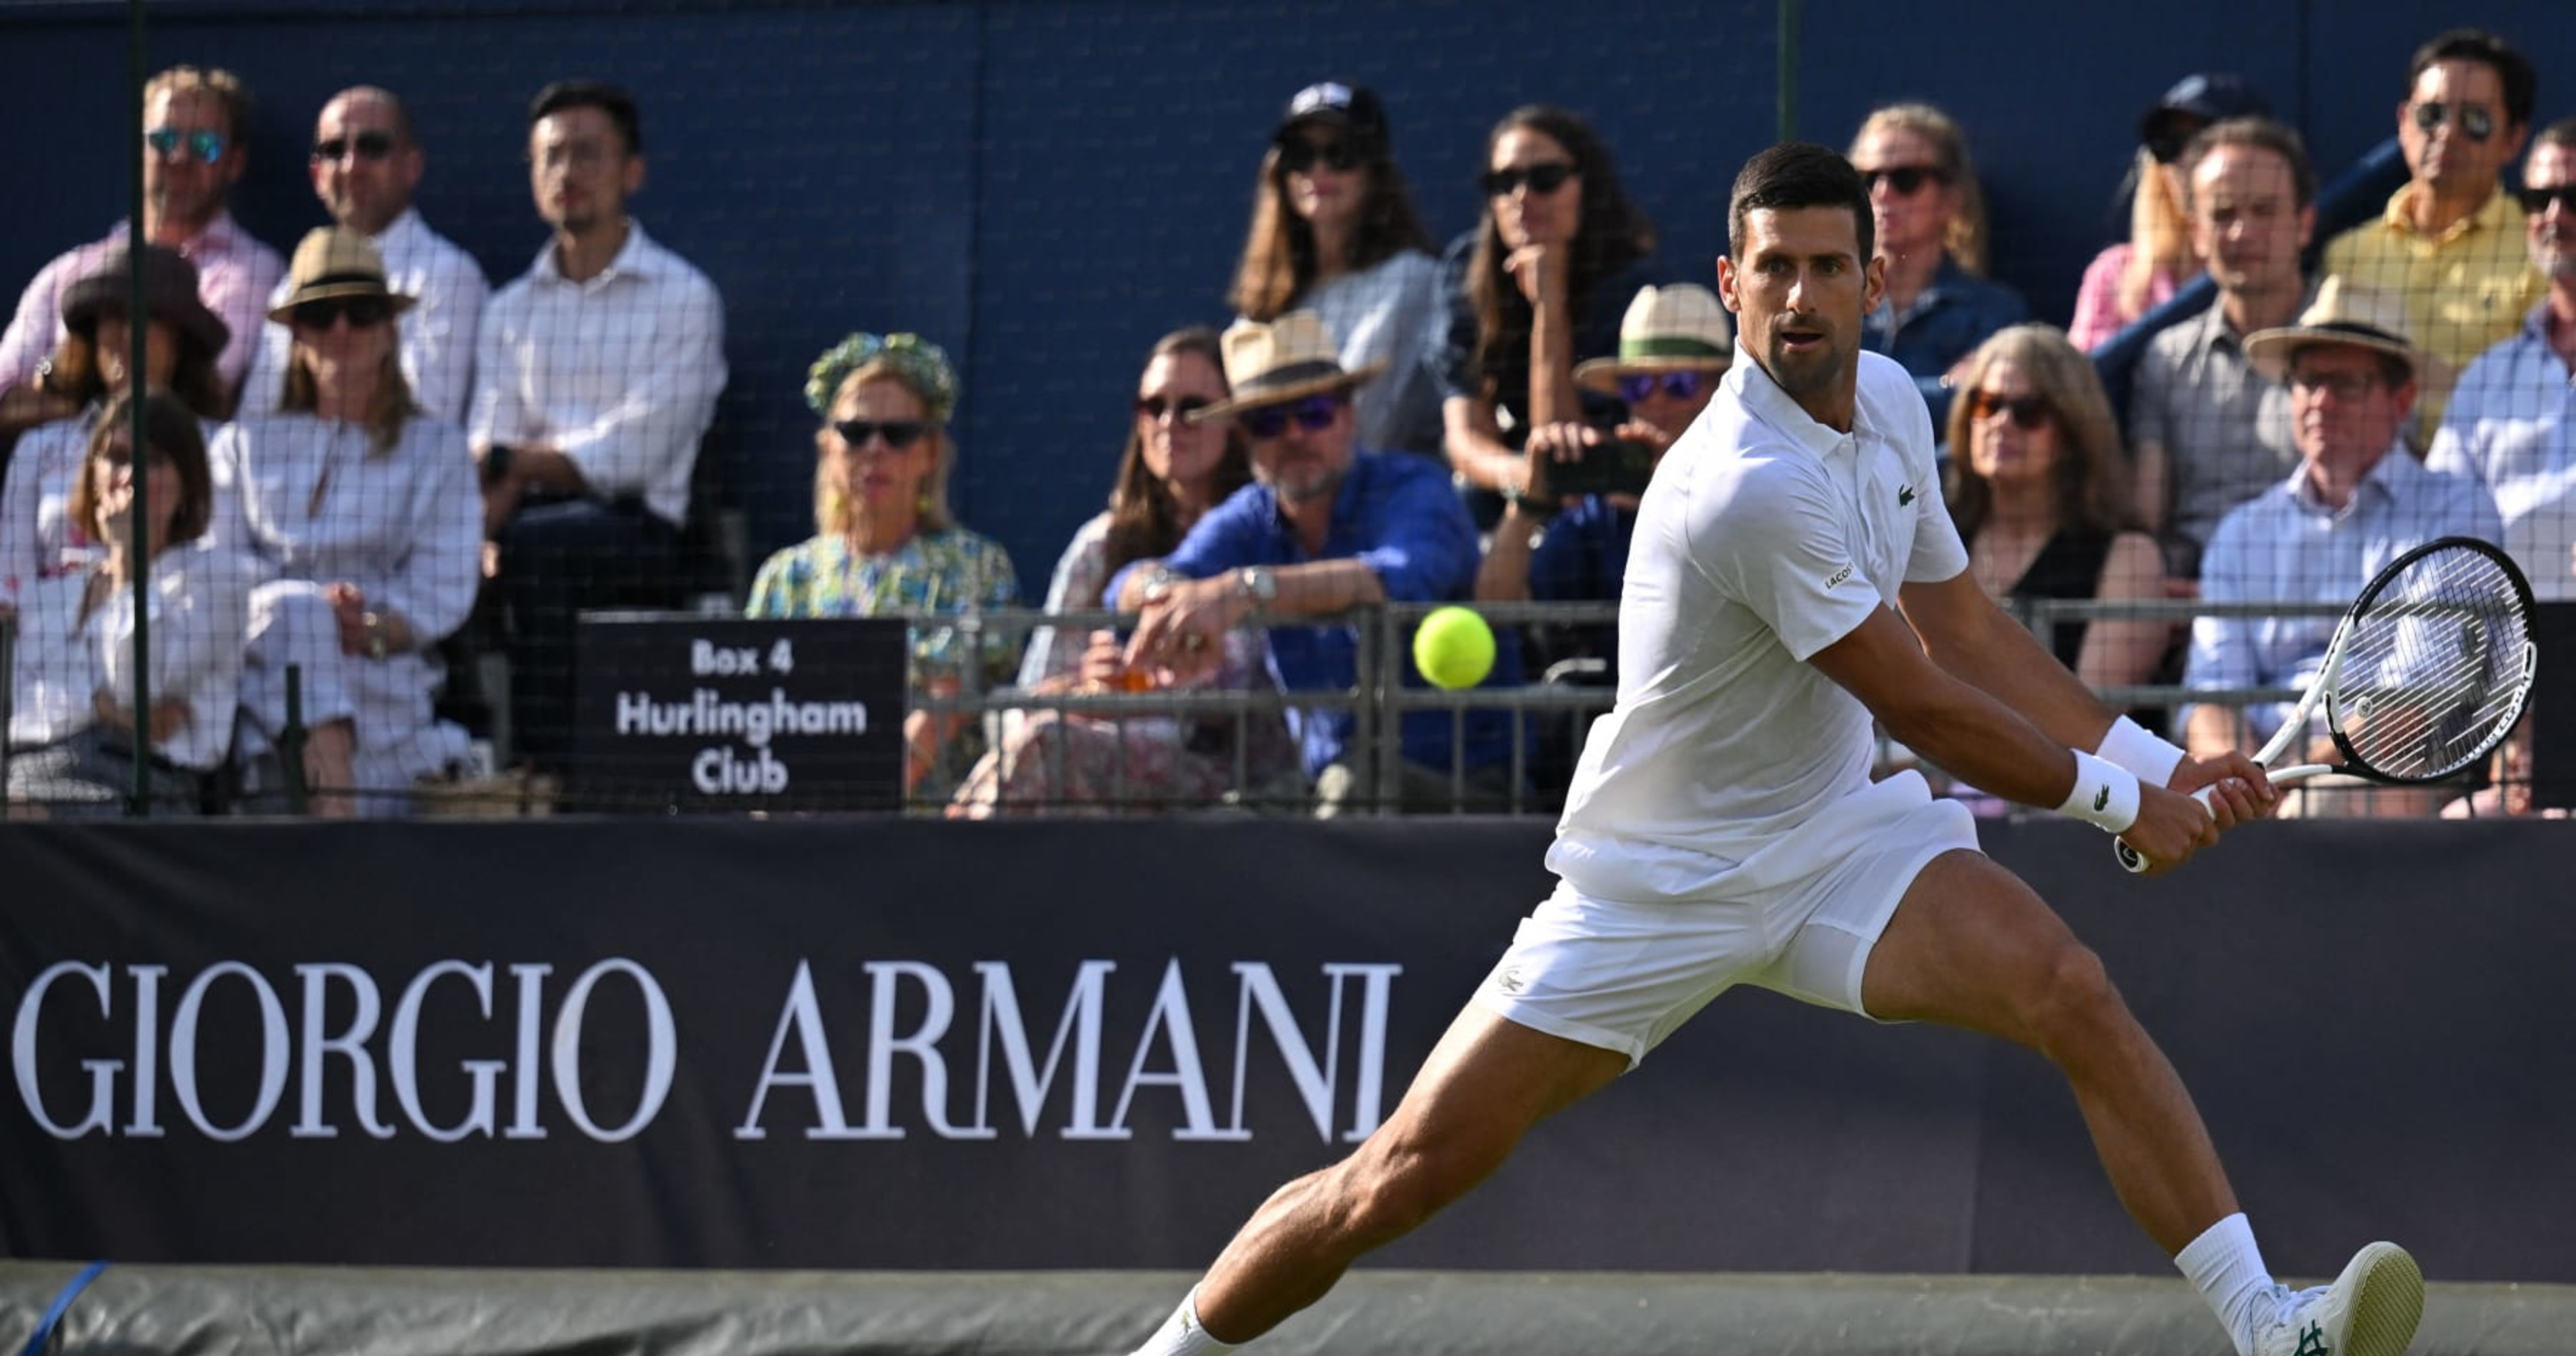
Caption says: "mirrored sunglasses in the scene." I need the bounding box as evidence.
[833,419,930,450]
[1967,390,2053,429]
[1240,393,1342,439]
[2412,101,2497,142]
[145,127,226,163]
[1616,371,1711,405]
[1481,162,1576,197]
[291,297,395,330]
[313,130,398,163]
[1861,165,1948,196]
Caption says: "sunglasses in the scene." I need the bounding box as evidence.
[832,419,930,450]
[1279,138,1365,174]
[2412,101,2497,142]
[2518,184,2576,215]
[1616,371,1711,405]
[1135,394,1216,422]
[291,297,395,330]
[313,130,397,163]
[145,127,226,163]
[1861,165,1948,196]
[1240,393,1342,439]
[1967,390,2053,430]
[1481,161,1576,197]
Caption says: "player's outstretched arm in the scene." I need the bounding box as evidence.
[1896,570,2121,755]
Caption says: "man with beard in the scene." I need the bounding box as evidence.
[1114,309,1518,812]
[1115,144,2426,1356]
[0,66,285,414]
[239,87,487,421]
[469,79,726,776]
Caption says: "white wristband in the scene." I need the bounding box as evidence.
[2096,715,2186,791]
[2057,751,2141,834]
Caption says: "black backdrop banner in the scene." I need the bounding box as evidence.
[0,818,2567,1279]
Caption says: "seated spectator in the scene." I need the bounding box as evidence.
[5,391,255,816]
[220,228,481,816]
[1231,81,1445,458]
[2183,279,2503,817]
[0,66,284,413]
[1944,325,2167,698]
[2322,28,2544,436]
[1436,105,1657,525]
[240,86,488,422]
[2127,117,2316,584]
[746,332,1020,801]
[2068,74,2268,351]
[1110,312,1524,814]
[472,80,727,775]
[2,246,235,603]
[1848,102,2028,426]
[953,327,1300,815]
[1477,283,1733,671]
[2428,117,2576,600]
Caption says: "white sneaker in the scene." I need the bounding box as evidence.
[2250,1241,2424,1356]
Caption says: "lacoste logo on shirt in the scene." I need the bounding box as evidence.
[1824,563,1854,589]
[2093,786,2110,812]
[1897,484,1916,506]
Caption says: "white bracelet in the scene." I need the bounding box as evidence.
[2096,715,2187,790]
[2057,750,2141,834]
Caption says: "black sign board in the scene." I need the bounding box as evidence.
[573,614,906,812]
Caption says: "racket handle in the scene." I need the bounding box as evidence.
[2112,765,2330,873]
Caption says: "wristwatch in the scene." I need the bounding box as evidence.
[1234,565,1279,611]
[1140,565,1186,606]
[362,611,391,660]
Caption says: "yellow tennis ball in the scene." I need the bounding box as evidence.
[1413,605,1496,690]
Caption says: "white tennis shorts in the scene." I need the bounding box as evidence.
[1474,771,1979,1066]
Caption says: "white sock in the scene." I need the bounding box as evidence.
[1130,1286,1240,1356]
[2175,1212,2277,1355]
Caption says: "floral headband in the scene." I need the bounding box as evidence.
[805,331,959,423]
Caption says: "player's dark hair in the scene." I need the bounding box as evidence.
[2409,28,2536,129]
[529,79,643,154]
[2177,117,2316,210]
[1727,142,1873,265]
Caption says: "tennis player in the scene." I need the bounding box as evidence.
[1126,143,2422,1356]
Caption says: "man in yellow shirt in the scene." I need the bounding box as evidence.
[2322,27,2543,437]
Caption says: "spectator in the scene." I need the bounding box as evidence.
[1112,311,1523,814]
[746,332,1019,801]
[2184,279,2503,816]
[0,66,285,412]
[5,391,254,816]
[1944,324,2167,697]
[2068,74,2269,352]
[1848,102,2028,426]
[240,87,489,422]
[220,228,481,816]
[2321,27,2544,435]
[1435,105,1657,525]
[1230,81,1445,458]
[472,79,727,774]
[2428,117,2576,600]
[1,247,235,603]
[2129,117,2316,584]
[955,327,1299,816]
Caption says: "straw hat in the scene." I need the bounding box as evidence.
[58,245,230,358]
[1192,311,1383,419]
[1574,285,1735,395]
[266,227,417,323]
[2243,277,2436,388]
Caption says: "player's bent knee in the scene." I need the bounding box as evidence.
[2019,942,2130,1052]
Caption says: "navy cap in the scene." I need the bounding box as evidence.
[2140,73,2270,143]
[1275,81,1390,148]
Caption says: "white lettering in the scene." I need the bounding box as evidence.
[549,959,675,1142]
[1227,962,1403,1143]
[691,639,761,675]
[167,963,289,1142]
[389,961,503,1142]
[859,961,976,1140]
[691,744,790,795]
[13,961,119,1139]
[506,963,550,1139]
[736,961,870,1140]
[614,688,868,748]
[971,960,1115,1140]
[124,964,165,1137]
[1110,960,1226,1140]
[294,963,393,1140]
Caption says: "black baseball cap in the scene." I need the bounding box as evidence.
[2139,73,2269,157]
[1274,81,1390,149]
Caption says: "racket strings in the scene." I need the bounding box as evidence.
[2329,548,2530,780]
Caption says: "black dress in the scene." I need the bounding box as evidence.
[2005,527,2114,671]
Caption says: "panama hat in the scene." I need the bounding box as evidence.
[266,227,417,323]
[1191,311,1384,420]
[59,245,230,358]
[2242,277,2436,388]
[1573,285,1735,395]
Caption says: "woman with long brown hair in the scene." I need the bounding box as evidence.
[1433,104,1657,521]
[1228,81,1443,457]
[1848,102,2028,424]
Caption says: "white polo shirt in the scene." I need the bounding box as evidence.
[1549,350,1967,902]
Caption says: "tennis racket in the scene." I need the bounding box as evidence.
[2116,536,2538,873]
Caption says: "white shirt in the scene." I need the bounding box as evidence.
[1549,351,1967,900]
[1,413,247,603]
[7,541,258,770]
[2426,303,2576,599]
[469,219,726,526]
[239,208,491,423]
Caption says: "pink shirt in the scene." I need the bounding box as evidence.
[0,212,287,401]
[2067,243,2186,353]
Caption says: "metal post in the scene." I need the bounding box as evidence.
[123,0,150,816]
[280,664,309,816]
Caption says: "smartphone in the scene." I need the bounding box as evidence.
[1545,437,1657,498]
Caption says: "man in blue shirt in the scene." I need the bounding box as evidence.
[2185,278,2503,815]
[1115,311,1521,812]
